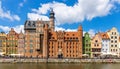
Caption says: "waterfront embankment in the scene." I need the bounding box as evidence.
[0,58,120,63]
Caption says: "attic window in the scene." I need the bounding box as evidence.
[103,35,105,38]
[72,34,75,36]
[33,23,35,27]
[67,34,69,36]
[95,40,98,42]
[52,37,54,39]
[28,23,31,26]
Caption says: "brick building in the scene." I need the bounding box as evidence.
[6,28,19,55]
[24,9,83,58]
[18,31,25,56]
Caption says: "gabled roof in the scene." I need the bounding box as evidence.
[99,33,110,39]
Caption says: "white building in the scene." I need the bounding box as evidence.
[107,27,119,56]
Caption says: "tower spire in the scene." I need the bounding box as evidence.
[49,8,55,19]
[49,8,55,31]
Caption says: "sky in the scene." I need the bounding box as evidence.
[0,0,120,37]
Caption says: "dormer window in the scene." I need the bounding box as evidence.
[95,40,98,42]
[33,23,35,27]
[28,23,31,26]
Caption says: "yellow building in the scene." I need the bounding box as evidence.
[0,32,7,55]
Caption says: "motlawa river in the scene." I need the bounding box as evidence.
[0,63,120,69]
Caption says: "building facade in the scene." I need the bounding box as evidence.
[48,26,83,58]
[91,33,102,58]
[0,32,7,54]
[107,27,119,56]
[83,32,91,57]
[6,28,19,55]
[18,31,25,56]
[24,9,83,58]
[100,33,110,54]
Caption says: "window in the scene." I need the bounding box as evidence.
[52,37,54,39]
[115,45,117,47]
[30,44,33,48]
[76,37,78,39]
[112,32,113,35]
[111,36,113,39]
[86,44,88,47]
[89,49,91,51]
[115,40,117,43]
[111,40,113,43]
[30,40,33,42]
[95,40,98,42]
[113,49,115,52]
[102,49,104,51]
[29,49,33,53]
[111,45,113,47]
[115,36,117,39]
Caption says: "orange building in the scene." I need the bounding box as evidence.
[6,28,19,55]
[48,26,83,58]
[24,9,83,58]
[0,32,7,54]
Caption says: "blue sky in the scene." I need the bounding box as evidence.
[0,0,120,36]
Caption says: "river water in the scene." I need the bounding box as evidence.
[0,63,120,69]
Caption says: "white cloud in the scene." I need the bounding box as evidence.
[27,13,49,21]
[0,1,20,21]
[0,25,10,33]
[28,0,115,25]
[112,0,120,3]
[13,25,24,33]
[83,29,96,38]
[0,25,24,33]
[19,0,27,7]
[88,29,96,38]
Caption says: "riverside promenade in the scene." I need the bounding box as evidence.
[0,58,120,63]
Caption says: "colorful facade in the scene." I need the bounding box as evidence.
[107,27,119,56]
[6,28,19,55]
[0,32,7,54]
[83,32,91,57]
[18,31,25,56]
[91,33,102,58]
[100,33,110,54]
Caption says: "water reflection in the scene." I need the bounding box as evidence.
[0,63,120,69]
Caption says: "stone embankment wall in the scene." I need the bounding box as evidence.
[0,58,120,63]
